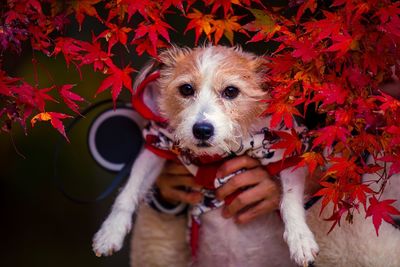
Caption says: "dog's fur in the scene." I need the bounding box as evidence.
[90,45,398,267]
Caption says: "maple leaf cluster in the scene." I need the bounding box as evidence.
[1,0,400,234]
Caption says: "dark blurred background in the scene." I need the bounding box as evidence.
[0,45,135,267]
[0,3,280,267]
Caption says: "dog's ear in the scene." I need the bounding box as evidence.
[159,46,191,67]
[249,56,268,76]
[133,60,159,92]
[247,55,269,91]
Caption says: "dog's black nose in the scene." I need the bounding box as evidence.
[192,122,214,140]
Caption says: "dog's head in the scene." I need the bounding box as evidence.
[157,45,267,155]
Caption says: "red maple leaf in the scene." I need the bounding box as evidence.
[314,181,342,212]
[99,23,132,54]
[203,0,239,16]
[266,54,297,76]
[120,0,154,21]
[375,91,400,113]
[31,112,73,141]
[133,19,173,56]
[325,157,363,184]
[52,37,83,67]
[378,17,400,38]
[16,83,57,112]
[131,38,168,58]
[376,2,400,24]
[28,25,51,53]
[325,31,354,58]
[270,129,303,158]
[386,125,400,147]
[296,0,317,21]
[366,196,400,235]
[292,38,318,63]
[68,0,102,30]
[0,71,20,96]
[312,125,350,149]
[350,131,381,155]
[33,86,58,112]
[79,38,110,72]
[345,183,374,209]
[295,151,325,175]
[379,154,400,176]
[324,202,352,233]
[162,0,184,12]
[312,82,348,107]
[4,9,27,25]
[263,101,302,129]
[59,84,85,115]
[303,11,342,41]
[96,62,135,105]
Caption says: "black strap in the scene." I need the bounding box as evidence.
[53,99,135,204]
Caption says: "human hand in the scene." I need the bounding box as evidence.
[215,155,281,224]
[155,161,202,205]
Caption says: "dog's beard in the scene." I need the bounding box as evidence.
[173,120,243,156]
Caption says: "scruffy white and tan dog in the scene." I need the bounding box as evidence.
[92,45,320,266]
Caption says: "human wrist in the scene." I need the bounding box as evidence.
[148,186,187,215]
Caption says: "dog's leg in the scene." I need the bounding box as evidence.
[280,166,319,266]
[92,149,166,256]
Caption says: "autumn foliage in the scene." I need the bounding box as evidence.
[1,0,400,234]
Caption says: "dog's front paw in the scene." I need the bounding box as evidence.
[92,210,132,257]
[283,226,319,267]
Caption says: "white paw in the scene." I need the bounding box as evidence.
[284,225,319,266]
[92,210,132,257]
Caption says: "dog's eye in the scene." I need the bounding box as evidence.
[222,86,239,99]
[179,84,195,97]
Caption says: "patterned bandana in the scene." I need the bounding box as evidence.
[143,119,309,257]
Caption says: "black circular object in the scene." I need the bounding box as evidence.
[88,107,145,172]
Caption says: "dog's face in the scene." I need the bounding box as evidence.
[157,46,267,155]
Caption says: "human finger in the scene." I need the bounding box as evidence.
[216,155,260,178]
[222,179,280,218]
[216,167,267,200]
[161,187,202,205]
[156,174,202,190]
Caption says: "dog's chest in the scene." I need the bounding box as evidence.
[193,209,296,267]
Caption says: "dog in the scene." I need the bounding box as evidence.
[92,45,319,266]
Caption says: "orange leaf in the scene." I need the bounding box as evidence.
[31,112,72,141]
[212,15,246,44]
[243,9,281,43]
[296,151,325,175]
[185,9,215,45]
[314,181,341,212]
[68,0,102,30]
